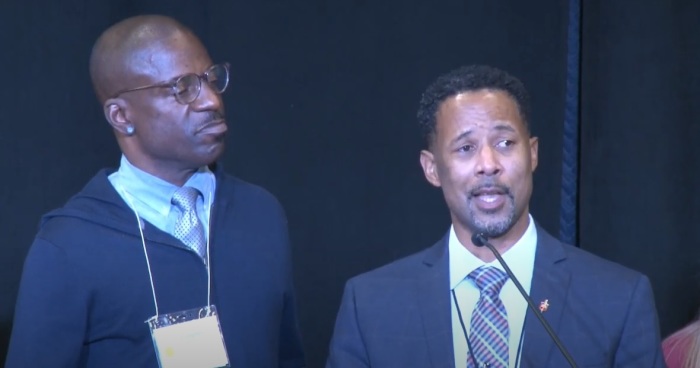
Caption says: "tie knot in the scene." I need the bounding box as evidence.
[468,266,509,296]
[171,186,201,212]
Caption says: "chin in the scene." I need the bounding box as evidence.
[190,148,224,169]
[207,141,226,157]
[466,213,516,238]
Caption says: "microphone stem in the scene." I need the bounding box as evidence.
[484,242,579,368]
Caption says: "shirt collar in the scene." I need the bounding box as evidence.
[449,214,538,289]
[115,155,215,216]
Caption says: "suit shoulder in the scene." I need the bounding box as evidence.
[537,226,648,283]
[348,246,438,285]
[563,243,649,284]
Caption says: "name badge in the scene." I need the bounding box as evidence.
[147,305,230,368]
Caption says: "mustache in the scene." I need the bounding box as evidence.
[194,111,227,134]
[203,111,225,122]
[468,180,512,198]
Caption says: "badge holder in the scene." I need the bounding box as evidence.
[147,305,230,368]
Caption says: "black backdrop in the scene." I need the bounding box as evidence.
[0,1,697,366]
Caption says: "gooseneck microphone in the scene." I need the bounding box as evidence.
[472,232,579,368]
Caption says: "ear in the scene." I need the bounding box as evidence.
[529,136,539,172]
[419,149,441,187]
[103,98,132,136]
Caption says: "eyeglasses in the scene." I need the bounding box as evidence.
[111,63,230,105]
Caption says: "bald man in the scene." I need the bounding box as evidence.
[6,15,306,368]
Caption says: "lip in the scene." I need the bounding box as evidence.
[470,185,509,212]
[472,187,505,196]
[197,119,227,135]
[472,193,507,211]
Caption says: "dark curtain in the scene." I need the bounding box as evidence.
[580,0,700,338]
[0,1,694,366]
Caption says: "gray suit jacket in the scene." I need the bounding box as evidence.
[326,226,665,368]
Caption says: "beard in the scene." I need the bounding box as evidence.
[463,183,517,239]
[466,202,516,238]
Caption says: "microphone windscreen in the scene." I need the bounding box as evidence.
[471,233,488,247]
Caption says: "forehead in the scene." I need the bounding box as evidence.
[435,89,526,135]
[129,32,213,82]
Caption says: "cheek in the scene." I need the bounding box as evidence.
[159,113,192,136]
[506,162,533,198]
[440,155,473,177]
[505,150,533,175]
[440,165,474,197]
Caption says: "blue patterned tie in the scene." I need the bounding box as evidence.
[468,266,510,368]
[171,186,206,261]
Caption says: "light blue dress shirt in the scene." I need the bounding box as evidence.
[108,155,216,241]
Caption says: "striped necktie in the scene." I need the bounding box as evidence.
[468,266,510,368]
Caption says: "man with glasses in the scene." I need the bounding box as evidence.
[6,15,306,368]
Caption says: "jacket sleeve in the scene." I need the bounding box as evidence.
[326,279,371,368]
[5,237,89,367]
[613,275,666,367]
[278,284,306,368]
[275,202,306,368]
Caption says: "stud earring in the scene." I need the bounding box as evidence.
[125,125,135,135]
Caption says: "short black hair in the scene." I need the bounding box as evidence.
[417,65,531,147]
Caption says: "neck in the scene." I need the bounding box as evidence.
[454,215,531,262]
[156,169,197,187]
[460,236,514,263]
[122,154,199,187]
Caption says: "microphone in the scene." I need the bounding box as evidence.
[471,232,579,368]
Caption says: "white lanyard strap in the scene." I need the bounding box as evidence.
[118,187,213,316]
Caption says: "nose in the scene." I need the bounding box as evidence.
[191,79,223,112]
[475,145,501,176]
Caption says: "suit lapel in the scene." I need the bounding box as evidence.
[520,226,571,367]
[416,234,456,368]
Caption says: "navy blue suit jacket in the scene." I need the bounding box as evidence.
[327,226,665,367]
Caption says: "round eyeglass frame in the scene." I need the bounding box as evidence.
[110,62,230,105]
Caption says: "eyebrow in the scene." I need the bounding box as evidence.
[492,123,517,133]
[448,123,517,145]
[450,129,474,146]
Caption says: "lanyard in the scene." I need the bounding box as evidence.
[119,186,213,316]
